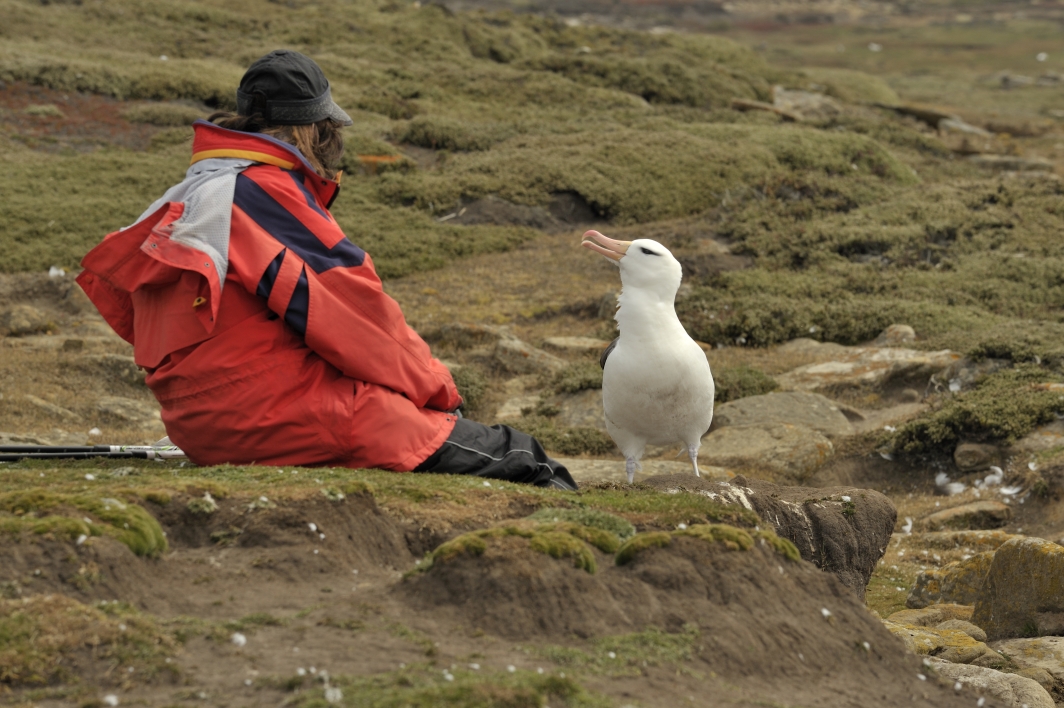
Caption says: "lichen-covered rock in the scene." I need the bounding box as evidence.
[872,324,917,347]
[710,391,855,439]
[888,604,974,627]
[988,637,1064,698]
[881,620,1004,666]
[698,423,834,481]
[907,552,994,609]
[541,336,610,355]
[921,501,1012,532]
[937,619,987,643]
[643,474,896,599]
[973,537,1064,640]
[926,657,1055,708]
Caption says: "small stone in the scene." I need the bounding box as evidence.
[921,501,1012,532]
[872,324,916,346]
[61,339,84,352]
[954,443,1001,472]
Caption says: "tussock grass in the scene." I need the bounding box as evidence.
[891,365,1064,453]
[531,624,700,677]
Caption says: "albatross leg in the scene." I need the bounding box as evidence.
[625,457,639,484]
[687,443,701,478]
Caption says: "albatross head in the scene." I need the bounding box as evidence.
[581,230,683,301]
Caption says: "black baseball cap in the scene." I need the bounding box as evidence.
[236,50,353,126]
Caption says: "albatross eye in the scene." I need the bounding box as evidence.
[640,247,661,256]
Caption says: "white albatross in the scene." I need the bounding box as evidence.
[581,230,715,483]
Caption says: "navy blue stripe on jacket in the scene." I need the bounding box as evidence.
[255,249,310,337]
[234,173,365,274]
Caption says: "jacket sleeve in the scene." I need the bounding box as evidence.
[230,168,462,412]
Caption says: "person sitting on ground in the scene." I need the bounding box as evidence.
[77,49,577,490]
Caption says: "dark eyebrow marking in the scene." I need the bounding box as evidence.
[640,247,661,256]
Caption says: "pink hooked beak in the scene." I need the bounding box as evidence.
[581,230,631,262]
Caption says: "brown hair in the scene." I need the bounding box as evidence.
[207,111,345,181]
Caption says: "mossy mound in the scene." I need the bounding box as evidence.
[526,507,635,541]
[423,521,619,574]
[378,125,915,224]
[0,490,167,558]
[0,594,176,686]
[615,524,799,565]
[891,365,1064,453]
[801,67,901,105]
[552,361,603,394]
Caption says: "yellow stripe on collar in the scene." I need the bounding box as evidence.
[191,149,297,170]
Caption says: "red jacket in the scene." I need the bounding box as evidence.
[77,121,460,470]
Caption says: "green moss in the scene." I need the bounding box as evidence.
[340,479,375,497]
[121,101,206,126]
[616,524,778,565]
[0,491,167,558]
[451,365,488,416]
[676,523,754,551]
[615,531,672,565]
[800,67,901,105]
[713,365,779,403]
[292,663,611,708]
[579,486,758,529]
[528,530,597,573]
[530,624,700,677]
[892,365,1064,453]
[753,529,801,562]
[396,116,518,151]
[423,521,607,573]
[527,507,635,541]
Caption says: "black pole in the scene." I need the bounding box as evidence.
[0,451,150,462]
[0,445,113,454]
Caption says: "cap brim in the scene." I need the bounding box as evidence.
[326,100,353,127]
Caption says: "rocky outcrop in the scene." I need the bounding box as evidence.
[641,474,895,599]
[989,637,1064,700]
[907,552,994,609]
[921,501,1012,532]
[711,391,855,438]
[698,423,834,481]
[926,657,1055,708]
[881,620,1005,666]
[973,537,1064,640]
[95,396,163,430]
[774,343,959,396]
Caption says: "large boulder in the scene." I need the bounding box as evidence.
[973,537,1064,640]
[926,657,1055,708]
[711,391,855,438]
[698,423,834,482]
[641,474,895,599]
[907,552,994,609]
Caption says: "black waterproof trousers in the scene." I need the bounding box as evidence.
[414,418,578,490]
